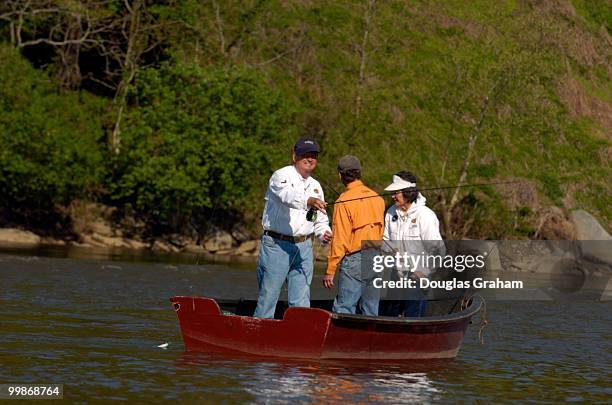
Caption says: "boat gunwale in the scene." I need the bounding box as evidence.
[186,295,484,325]
[330,295,483,324]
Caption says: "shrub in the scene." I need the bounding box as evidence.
[110,62,295,230]
[0,44,105,214]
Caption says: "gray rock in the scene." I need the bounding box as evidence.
[571,210,611,240]
[90,233,132,248]
[231,226,252,243]
[183,243,206,254]
[167,233,192,248]
[90,220,113,237]
[215,248,236,255]
[40,237,66,246]
[81,234,107,248]
[204,230,234,252]
[151,240,179,252]
[571,210,612,268]
[235,240,259,256]
[0,228,41,246]
[602,277,612,301]
[125,239,147,250]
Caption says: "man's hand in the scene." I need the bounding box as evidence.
[307,197,327,212]
[320,230,332,243]
[323,274,335,288]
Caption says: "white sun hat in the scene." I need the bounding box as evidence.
[384,175,417,191]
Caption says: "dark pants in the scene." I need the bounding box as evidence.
[385,298,427,317]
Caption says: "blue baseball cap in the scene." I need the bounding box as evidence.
[294,138,319,155]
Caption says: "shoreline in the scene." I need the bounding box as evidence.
[0,227,262,259]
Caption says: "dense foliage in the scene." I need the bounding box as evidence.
[0,45,105,214]
[0,0,610,237]
[110,63,295,228]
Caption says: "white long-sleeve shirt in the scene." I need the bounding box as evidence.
[383,194,445,276]
[262,165,331,240]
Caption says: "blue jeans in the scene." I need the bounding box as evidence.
[254,234,313,319]
[332,251,380,316]
[385,273,428,317]
[403,298,428,317]
[384,268,428,317]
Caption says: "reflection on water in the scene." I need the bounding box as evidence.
[0,251,610,403]
[177,353,447,404]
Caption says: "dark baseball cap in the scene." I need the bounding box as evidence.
[294,138,319,155]
[338,155,361,172]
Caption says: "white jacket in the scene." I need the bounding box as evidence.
[261,165,331,241]
[383,193,445,276]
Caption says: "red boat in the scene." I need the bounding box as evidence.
[170,295,483,360]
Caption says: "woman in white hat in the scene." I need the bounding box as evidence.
[382,171,444,317]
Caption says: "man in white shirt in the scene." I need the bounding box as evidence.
[254,138,333,318]
[383,171,444,317]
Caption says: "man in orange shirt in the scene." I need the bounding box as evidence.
[323,155,385,316]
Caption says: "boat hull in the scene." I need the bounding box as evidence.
[170,296,482,360]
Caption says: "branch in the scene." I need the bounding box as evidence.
[212,0,226,57]
[359,0,375,85]
[123,0,133,15]
[83,73,117,91]
[1,8,62,20]
[355,0,376,119]
[448,65,513,209]
[15,0,31,47]
[256,44,303,67]
[18,36,91,47]
[449,95,490,208]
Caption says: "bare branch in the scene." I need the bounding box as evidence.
[359,0,375,86]
[123,0,133,15]
[19,36,90,47]
[355,0,376,119]
[15,0,31,47]
[448,95,490,208]
[3,0,170,150]
[84,74,117,91]
[256,45,303,67]
[212,0,226,57]
[1,8,62,19]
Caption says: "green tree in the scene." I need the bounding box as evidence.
[110,61,295,231]
[0,44,106,217]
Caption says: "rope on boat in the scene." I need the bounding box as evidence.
[462,295,489,345]
[477,298,489,345]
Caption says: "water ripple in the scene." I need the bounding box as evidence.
[0,253,609,403]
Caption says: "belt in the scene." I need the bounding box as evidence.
[263,230,313,243]
[346,247,377,257]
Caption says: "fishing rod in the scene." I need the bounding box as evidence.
[326,180,520,207]
[306,180,519,221]
[309,178,342,262]
[318,178,342,198]
[306,178,341,221]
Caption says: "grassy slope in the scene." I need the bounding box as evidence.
[172,0,610,237]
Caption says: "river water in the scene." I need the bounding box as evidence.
[0,248,610,403]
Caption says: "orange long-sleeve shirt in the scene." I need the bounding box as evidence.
[326,180,385,276]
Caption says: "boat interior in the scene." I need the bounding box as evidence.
[216,295,476,320]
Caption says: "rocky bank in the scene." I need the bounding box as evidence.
[0,209,608,267]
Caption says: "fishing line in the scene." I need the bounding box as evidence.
[305,179,519,221]
[318,178,342,198]
[325,180,519,207]
[306,177,342,222]
[309,178,342,258]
